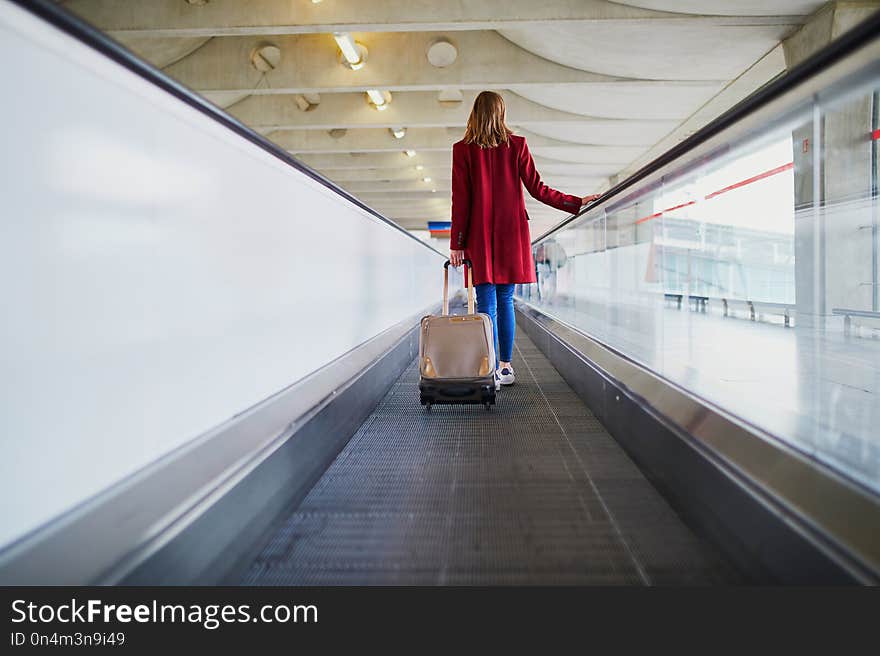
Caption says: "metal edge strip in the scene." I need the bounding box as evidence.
[516,307,853,582]
[0,305,436,585]
[116,318,424,585]
[4,0,443,257]
[515,299,880,582]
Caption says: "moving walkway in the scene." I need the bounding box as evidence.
[1,0,879,585]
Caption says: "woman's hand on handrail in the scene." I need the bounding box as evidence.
[581,194,601,207]
[449,249,466,267]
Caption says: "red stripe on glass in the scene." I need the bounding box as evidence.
[634,201,696,225]
[703,161,794,200]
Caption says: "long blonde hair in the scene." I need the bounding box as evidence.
[463,91,513,148]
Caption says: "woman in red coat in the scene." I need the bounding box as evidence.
[449,91,598,387]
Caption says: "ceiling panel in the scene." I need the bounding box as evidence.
[499,24,793,80]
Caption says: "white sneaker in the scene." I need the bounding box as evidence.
[497,366,515,386]
[494,371,501,391]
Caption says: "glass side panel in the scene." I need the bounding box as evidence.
[0,4,446,549]
[521,61,880,494]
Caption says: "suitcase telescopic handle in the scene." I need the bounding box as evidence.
[442,259,475,316]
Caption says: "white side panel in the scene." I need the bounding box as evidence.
[0,3,444,547]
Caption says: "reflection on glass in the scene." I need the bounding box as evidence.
[655,137,795,307]
[521,66,880,494]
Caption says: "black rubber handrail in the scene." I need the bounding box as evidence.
[9,0,445,257]
[532,8,880,244]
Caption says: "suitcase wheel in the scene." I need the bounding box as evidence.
[481,386,496,411]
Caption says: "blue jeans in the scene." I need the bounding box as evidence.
[475,283,515,364]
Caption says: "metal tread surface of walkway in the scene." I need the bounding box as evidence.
[242,329,742,585]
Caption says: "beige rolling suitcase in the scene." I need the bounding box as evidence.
[418,259,497,410]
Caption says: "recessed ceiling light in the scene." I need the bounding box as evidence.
[366,89,390,110]
[422,177,432,183]
[294,93,320,112]
[390,127,406,139]
[333,33,366,70]
[250,44,281,73]
[438,88,464,104]
[415,165,424,171]
[427,38,458,68]
[404,150,416,158]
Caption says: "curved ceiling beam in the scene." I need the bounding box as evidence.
[270,127,626,156]
[164,31,625,95]
[65,0,804,38]
[229,90,676,137]
[610,1,823,17]
[297,146,645,171]
[322,163,619,182]
[308,162,618,184]
[498,22,797,80]
[299,151,461,171]
[341,175,600,194]
[114,35,211,69]
[325,169,453,183]
[508,82,724,120]
[522,121,674,146]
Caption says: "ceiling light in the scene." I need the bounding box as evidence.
[404,150,416,158]
[312,0,323,4]
[334,32,366,70]
[422,177,432,183]
[431,189,437,193]
[250,44,281,73]
[334,33,360,67]
[366,89,390,110]
[390,127,406,139]
[415,165,424,171]
[438,88,464,105]
[293,94,318,112]
[366,90,384,105]
[427,38,458,68]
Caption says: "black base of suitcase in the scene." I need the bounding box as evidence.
[419,380,496,411]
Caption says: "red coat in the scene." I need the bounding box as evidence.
[450,134,582,285]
